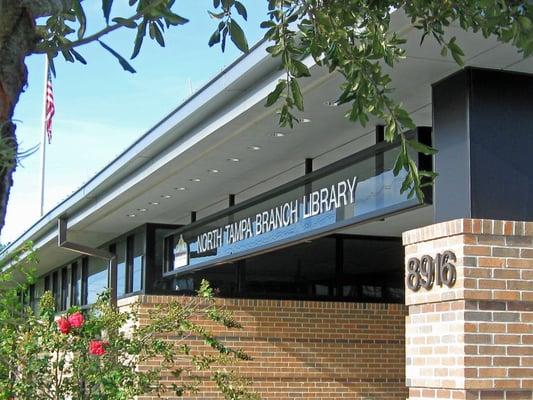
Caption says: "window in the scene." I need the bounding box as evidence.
[161,234,404,303]
[132,256,142,292]
[173,276,194,293]
[33,278,45,314]
[74,230,147,303]
[194,264,238,296]
[163,235,174,274]
[114,241,127,297]
[242,238,336,299]
[81,257,88,305]
[342,237,403,302]
[52,271,59,308]
[87,257,107,305]
[60,267,69,311]
[157,227,176,275]
[128,232,144,293]
[29,284,36,313]
[71,262,81,306]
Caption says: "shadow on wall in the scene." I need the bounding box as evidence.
[134,296,407,400]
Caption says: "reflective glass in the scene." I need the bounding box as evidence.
[87,258,107,304]
[132,232,144,292]
[242,238,336,298]
[342,237,404,302]
[115,241,127,297]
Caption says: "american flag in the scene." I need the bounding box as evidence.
[45,68,55,144]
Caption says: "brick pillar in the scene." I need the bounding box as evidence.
[403,219,533,400]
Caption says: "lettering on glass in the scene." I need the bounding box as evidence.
[195,176,358,255]
[406,250,457,292]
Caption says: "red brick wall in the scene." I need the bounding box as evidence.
[404,219,533,400]
[120,296,407,400]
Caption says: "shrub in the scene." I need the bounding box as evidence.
[0,245,257,399]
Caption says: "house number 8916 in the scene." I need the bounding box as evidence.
[406,250,457,292]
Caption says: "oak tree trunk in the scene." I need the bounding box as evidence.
[0,2,39,234]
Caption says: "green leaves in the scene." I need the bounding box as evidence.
[390,135,438,202]
[111,17,137,29]
[129,5,189,56]
[102,0,114,25]
[447,37,465,66]
[408,139,437,156]
[198,279,214,299]
[289,59,311,78]
[131,19,147,59]
[258,0,453,199]
[149,21,165,47]
[290,79,304,111]
[234,1,247,20]
[70,48,87,64]
[265,80,286,107]
[36,0,193,71]
[261,2,313,127]
[229,20,248,52]
[208,28,221,47]
[518,16,532,31]
[71,0,86,39]
[208,1,249,53]
[161,10,189,26]
[98,40,136,73]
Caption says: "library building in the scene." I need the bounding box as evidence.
[3,10,533,400]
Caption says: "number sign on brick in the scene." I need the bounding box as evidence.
[406,250,457,291]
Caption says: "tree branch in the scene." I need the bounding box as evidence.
[35,14,142,54]
[34,0,169,54]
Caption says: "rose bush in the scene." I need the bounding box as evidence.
[56,316,71,334]
[0,248,258,400]
[67,311,84,328]
[88,339,108,356]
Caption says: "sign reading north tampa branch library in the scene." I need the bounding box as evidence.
[169,143,419,271]
[195,176,357,255]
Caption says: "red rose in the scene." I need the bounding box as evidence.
[67,311,84,328]
[56,317,71,334]
[89,340,109,356]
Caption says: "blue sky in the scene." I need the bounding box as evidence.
[3,1,266,243]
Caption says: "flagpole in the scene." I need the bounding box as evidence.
[39,56,49,217]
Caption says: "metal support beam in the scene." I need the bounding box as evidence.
[305,158,313,195]
[375,125,385,143]
[305,158,313,175]
[57,218,117,307]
